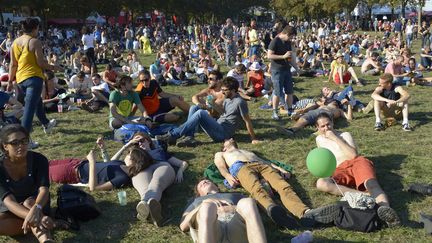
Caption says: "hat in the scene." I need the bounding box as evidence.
[160,54,168,59]
[335,52,343,58]
[249,62,262,71]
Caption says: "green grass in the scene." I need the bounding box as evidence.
[2,35,432,243]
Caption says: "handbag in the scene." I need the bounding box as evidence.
[56,184,101,222]
[334,201,382,232]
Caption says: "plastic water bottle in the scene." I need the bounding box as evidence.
[291,231,313,243]
[206,95,214,108]
[57,100,64,113]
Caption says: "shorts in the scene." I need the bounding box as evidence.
[189,210,247,243]
[271,69,293,97]
[148,97,175,123]
[301,109,333,125]
[334,72,351,85]
[332,156,376,191]
[49,158,83,184]
[381,104,403,120]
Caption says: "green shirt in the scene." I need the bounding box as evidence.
[109,90,141,118]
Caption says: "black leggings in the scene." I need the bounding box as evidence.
[85,48,97,70]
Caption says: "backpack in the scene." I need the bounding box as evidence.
[113,124,151,143]
[334,201,382,232]
[56,185,101,222]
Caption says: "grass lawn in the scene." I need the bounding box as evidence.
[1,33,432,243]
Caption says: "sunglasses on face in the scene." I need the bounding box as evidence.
[5,138,29,146]
[140,78,150,82]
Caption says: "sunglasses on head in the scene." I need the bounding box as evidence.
[5,138,29,146]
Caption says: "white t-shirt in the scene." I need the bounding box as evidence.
[227,69,244,88]
[69,75,93,90]
[92,81,110,93]
[81,34,95,50]
[405,25,413,35]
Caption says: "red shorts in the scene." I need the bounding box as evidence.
[334,72,351,85]
[332,156,376,191]
[49,158,83,184]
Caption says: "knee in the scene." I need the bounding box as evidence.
[236,198,257,215]
[316,178,332,192]
[198,202,217,221]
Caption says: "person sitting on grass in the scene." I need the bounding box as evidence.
[371,73,411,131]
[109,76,149,130]
[180,179,267,243]
[361,52,383,76]
[242,62,271,99]
[328,52,364,86]
[384,55,411,85]
[0,90,23,124]
[67,71,93,100]
[281,99,353,135]
[321,86,365,112]
[214,139,341,228]
[81,73,110,113]
[42,70,79,112]
[314,112,400,228]
[156,77,261,147]
[135,71,190,123]
[191,70,224,118]
[0,124,56,242]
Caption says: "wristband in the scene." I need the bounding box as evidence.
[35,204,43,210]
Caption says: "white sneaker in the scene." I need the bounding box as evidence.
[68,105,80,111]
[136,201,150,221]
[43,119,57,134]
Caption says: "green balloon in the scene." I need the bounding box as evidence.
[306,148,337,178]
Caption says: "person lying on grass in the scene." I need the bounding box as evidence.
[314,112,400,228]
[180,179,267,243]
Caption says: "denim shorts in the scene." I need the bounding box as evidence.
[271,69,293,97]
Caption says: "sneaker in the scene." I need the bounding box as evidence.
[136,201,150,221]
[148,198,163,227]
[67,105,80,111]
[28,140,40,150]
[408,183,432,195]
[272,111,280,120]
[377,206,400,228]
[402,123,412,132]
[176,136,200,147]
[287,108,295,117]
[302,203,341,224]
[43,119,57,134]
[419,213,432,234]
[374,122,385,131]
[259,104,273,110]
[155,133,177,146]
[266,204,299,229]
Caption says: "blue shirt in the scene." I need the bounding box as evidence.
[0,91,10,108]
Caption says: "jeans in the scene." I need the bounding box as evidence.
[225,42,236,67]
[236,162,309,218]
[131,162,175,202]
[19,77,50,132]
[169,105,226,142]
[421,56,432,68]
[249,45,260,58]
[422,35,430,48]
[271,69,293,97]
[406,33,412,48]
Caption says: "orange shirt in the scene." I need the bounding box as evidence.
[135,80,162,115]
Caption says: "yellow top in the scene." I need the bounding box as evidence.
[12,35,44,83]
[248,29,259,46]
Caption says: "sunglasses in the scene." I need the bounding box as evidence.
[5,138,29,146]
[140,78,150,82]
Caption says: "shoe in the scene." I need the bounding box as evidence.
[402,123,412,132]
[363,101,374,114]
[136,201,150,221]
[287,108,295,117]
[43,119,57,134]
[266,204,299,229]
[81,103,95,113]
[276,126,296,136]
[419,213,432,234]
[374,122,385,131]
[176,136,200,147]
[377,206,400,228]
[272,111,280,120]
[302,203,341,224]
[259,104,273,110]
[67,105,80,111]
[408,183,432,195]
[148,198,163,227]
[28,140,40,150]
[155,133,177,146]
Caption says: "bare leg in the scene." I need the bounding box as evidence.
[197,202,217,243]
[348,67,360,83]
[364,179,390,206]
[291,117,310,131]
[374,100,384,123]
[169,96,190,113]
[285,93,293,109]
[272,94,280,110]
[0,212,23,235]
[401,103,409,124]
[316,178,360,196]
[236,198,267,243]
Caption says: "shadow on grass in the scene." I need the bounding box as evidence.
[369,154,422,228]
[409,111,432,129]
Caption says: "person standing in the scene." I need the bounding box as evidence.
[267,25,299,120]
[247,20,260,58]
[221,18,237,67]
[81,26,97,74]
[8,18,58,149]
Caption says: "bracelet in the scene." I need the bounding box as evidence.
[35,204,43,210]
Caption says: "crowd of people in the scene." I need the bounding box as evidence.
[0,15,431,242]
